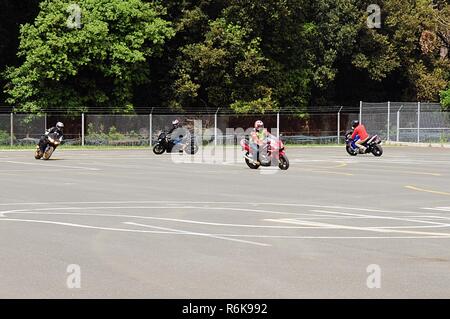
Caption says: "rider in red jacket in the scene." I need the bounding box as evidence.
[351,120,369,153]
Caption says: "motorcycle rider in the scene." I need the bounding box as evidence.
[168,119,181,136]
[39,122,64,153]
[250,120,270,164]
[168,119,185,151]
[351,120,369,153]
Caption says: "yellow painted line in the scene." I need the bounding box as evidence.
[310,170,353,176]
[405,185,450,196]
[334,162,348,168]
[301,162,348,170]
[289,166,353,176]
[402,171,441,176]
[343,166,441,176]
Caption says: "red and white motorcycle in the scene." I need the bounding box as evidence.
[240,135,289,170]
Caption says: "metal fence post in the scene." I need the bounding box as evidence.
[417,102,421,143]
[10,113,13,146]
[149,107,153,147]
[81,113,85,146]
[387,101,390,141]
[44,113,47,130]
[396,105,403,142]
[359,101,362,123]
[276,112,280,139]
[214,108,219,148]
[337,106,343,144]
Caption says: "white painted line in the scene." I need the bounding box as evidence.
[0,209,30,218]
[2,214,449,240]
[410,216,450,221]
[265,218,450,229]
[1,209,330,229]
[0,201,427,217]
[0,205,318,218]
[423,207,450,212]
[0,218,175,234]
[210,234,450,239]
[267,217,450,237]
[1,160,100,171]
[370,225,450,229]
[125,222,270,247]
[310,209,450,227]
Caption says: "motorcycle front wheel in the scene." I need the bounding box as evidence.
[278,154,289,170]
[346,145,358,156]
[43,146,54,160]
[153,144,165,155]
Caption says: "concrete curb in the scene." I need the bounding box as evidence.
[384,141,450,148]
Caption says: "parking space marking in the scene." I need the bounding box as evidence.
[405,185,450,196]
[1,160,100,171]
[125,222,270,247]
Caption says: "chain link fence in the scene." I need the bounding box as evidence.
[0,114,11,145]
[361,102,450,143]
[0,102,448,146]
[85,114,150,146]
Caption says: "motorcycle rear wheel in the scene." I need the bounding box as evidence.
[371,144,383,157]
[245,153,260,169]
[184,142,199,155]
[34,150,43,160]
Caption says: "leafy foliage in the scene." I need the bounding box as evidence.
[1,0,450,114]
[4,0,174,114]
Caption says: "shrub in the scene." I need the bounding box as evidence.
[0,130,11,145]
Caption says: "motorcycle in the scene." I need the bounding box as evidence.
[153,132,199,155]
[35,132,61,160]
[344,130,383,157]
[240,135,289,170]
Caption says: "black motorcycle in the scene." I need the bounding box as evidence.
[344,130,383,156]
[153,132,198,155]
[35,132,62,160]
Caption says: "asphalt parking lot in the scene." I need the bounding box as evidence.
[0,145,449,298]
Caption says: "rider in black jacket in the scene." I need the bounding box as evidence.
[39,122,64,152]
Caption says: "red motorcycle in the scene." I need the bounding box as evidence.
[240,135,289,170]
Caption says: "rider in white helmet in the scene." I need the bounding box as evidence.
[39,122,64,152]
[167,119,186,151]
[250,120,270,164]
[168,119,180,134]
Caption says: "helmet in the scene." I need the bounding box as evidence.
[56,122,64,130]
[254,120,264,130]
[172,119,180,127]
[351,120,360,129]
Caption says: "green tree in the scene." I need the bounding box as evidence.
[0,0,40,106]
[170,17,271,112]
[349,0,449,102]
[4,0,174,114]
[441,87,450,109]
